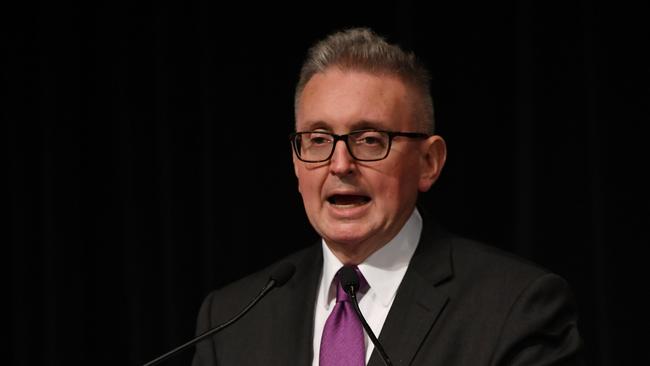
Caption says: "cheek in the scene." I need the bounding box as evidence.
[296,168,322,200]
[374,163,420,204]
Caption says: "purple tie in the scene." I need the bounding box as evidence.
[319,267,369,366]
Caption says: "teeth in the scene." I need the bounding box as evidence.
[329,195,370,206]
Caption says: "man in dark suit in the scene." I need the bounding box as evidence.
[192,27,583,365]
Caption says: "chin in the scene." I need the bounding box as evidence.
[327,234,365,246]
[322,224,372,247]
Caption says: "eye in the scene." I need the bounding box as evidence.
[360,136,382,145]
[353,131,386,146]
[307,133,332,146]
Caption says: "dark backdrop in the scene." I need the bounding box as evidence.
[6,1,649,365]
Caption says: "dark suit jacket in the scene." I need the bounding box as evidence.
[192,217,583,365]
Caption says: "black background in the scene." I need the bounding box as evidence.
[6,1,649,365]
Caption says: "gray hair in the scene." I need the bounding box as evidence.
[294,27,435,133]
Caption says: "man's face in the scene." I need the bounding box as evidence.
[293,68,437,260]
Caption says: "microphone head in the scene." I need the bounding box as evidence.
[339,266,360,295]
[269,263,296,287]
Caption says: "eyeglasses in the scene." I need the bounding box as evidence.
[289,129,430,163]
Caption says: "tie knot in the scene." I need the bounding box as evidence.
[335,266,368,303]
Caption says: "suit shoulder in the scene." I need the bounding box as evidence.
[201,244,320,310]
[442,235,563,297]
[433,234,577,321]
[418,210,552,284]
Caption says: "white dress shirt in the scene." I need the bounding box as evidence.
[311,208,422,366]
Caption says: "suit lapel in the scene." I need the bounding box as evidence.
[271,245,322,365]
[368,215,453,366]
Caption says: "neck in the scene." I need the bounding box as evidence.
[326,239,387,265]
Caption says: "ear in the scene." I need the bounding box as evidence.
[418,135,447,192]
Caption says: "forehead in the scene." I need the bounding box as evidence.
[296,69,415,132]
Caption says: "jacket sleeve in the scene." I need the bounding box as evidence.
[490,273,584,366]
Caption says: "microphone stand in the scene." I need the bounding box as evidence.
[349,291,393,366]
[339,266,393,366]
[141,263,295,366]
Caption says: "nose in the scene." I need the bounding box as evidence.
[329,140,356,176]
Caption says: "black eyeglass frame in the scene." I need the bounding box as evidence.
[289,129,430,163]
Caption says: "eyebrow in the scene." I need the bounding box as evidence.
[300,119,388,132]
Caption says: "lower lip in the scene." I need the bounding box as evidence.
[326,200,371,218]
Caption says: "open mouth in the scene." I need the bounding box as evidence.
[327,194,371,206]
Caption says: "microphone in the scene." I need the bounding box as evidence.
[142,263,296,366]
[339,266,393,366]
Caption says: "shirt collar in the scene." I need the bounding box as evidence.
[319,208,422,309]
